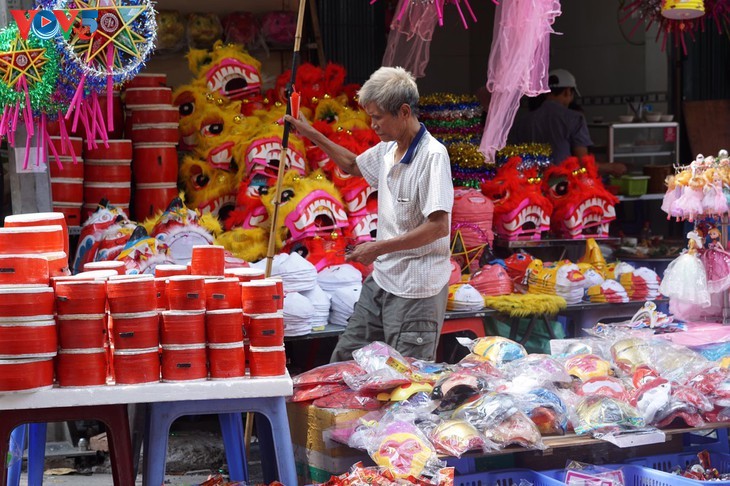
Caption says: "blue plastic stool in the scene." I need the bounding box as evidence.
[7,423,46,486]
[142,397,296,486]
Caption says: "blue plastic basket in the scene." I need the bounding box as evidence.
[626,451,730,484]
[543,464,697,486]
[455,468,563,486]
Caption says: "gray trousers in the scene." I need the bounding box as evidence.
[331,275,449,362]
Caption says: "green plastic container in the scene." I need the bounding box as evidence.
[621,175,650,196]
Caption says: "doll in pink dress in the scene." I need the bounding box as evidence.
[662,175,683,220]
[702,172,729,217]
[700,226,730,293]
[673,176,705,222]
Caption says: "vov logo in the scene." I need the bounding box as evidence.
[10,9,99,40]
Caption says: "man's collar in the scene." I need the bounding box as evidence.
[400,123,427,165]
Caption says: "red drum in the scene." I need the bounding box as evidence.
[0,357,54,392]
[0,287,54,318]
[49,136,83,158]
[56,348,107,387]
[208,342,245,379]
[206,309,244,344]
[0,254,49,285]
[166,276,205,311]
[50,178,84,204]
[265,277,284,311]
[0,225,64,255]
[5,212,69,256]
[155,277,167,310]
[53,203,83,227]
[106,275,156,314]
[155,264,188,278]
[131,124,179,145]
[84,163,132,184]
[242,313,251,339]
[84,139,133,160]
[248,313,284,347]
[204,278,242,310]
[132,144,178,184]
[55,280,106,315]
[161,344,207,382]
[113,347,160,384]
[240,280,278,314]
[73,270,119,280]
[124,87,172,106]
[110,311,160,349]
[83,182,131,206]
[249,346,287,377]
[130,106,179,125]
[42,251,70,277]
[57,314,107,349]
[49,157,84,179]
[160,310,205,345]
[0,319,57,358]
[125,73,167,88]
[224,267,265,282]
[191,245,225,276]
[133,183,178,221]
[83,261,126,274]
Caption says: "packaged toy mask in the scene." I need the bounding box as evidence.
[565,354,612,382]
[156,10,186,51]
[480,158,552,241]
[686,365,730,407]
[222,12,259,46]
[573,395,644,436]
[519,387,568,435]
[430,420,487,458]
[542,156,618,238]
[504,251,534,287]
[187,40,262,100]
[179,154,239,220]
[187,13,223,49]
[370,421,438,479]
[173,81,210,150]
[261,170,349,247]
[579,377,628,401]
[468,336,527,366]
[611,338,653,375]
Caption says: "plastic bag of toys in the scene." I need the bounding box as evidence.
[293,361,366,387]
[570,395,645,436]
[344,342,415,393]
[457,336,527,367]
[515,386,569,435]
[499,354,572,394]
[155,10,186,52]
[188,12,223,49]
[426,419,492,458]
[314,461,455,486]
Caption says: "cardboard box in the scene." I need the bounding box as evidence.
[287,402,373,484]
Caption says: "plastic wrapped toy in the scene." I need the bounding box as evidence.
[460,336,527,367]
[344,342,415,393]
[188,13,223,49]
[571,395,644,436]
[293,361,365,387]
[564,354,612,382]
[368,421,443,479]
[429,419,490,458]
[156,10,186,52]
[500,354,571,394]
[260,11,297,46]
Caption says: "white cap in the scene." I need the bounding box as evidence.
[317,264,362,291]
[549,69,580,97]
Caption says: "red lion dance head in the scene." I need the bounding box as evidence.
[480,158,552,240]
[542,156,618,238]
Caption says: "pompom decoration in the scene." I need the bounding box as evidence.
[448,142,496,188]
[495,143,553,171]
[40,0,156,141]
[0,21,62,169]
[419,93,484,146]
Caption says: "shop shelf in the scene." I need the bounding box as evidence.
[625,451,730,484]
[455,468,562,486]
[543,464,697,485]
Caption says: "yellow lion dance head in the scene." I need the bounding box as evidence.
[187,40,262,101]
[260,169,349,249]
[179,154,240,220]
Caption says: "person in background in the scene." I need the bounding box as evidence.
[284,66,454,362]
[509,68,627,176]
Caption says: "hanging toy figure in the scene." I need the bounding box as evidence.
[700,226,730,294]
[659,230,711,309]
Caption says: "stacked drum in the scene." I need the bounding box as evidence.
[83,140,133,221]
[124,74,180,221]
[0,215,68,392]
[49,136,84,227]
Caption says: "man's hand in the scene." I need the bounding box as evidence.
[598,162,628,177]
[345,241,381,266]
[283,113,315,139]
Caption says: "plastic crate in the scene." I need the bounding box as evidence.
[622,175,650,196]
[543,464,697,485]
[455,468,563,486]
[626,451,730,484]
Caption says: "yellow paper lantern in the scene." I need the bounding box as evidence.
[662,0,705,20]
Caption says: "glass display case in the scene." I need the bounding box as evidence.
[589,121,680,168]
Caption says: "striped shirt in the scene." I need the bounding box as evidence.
[357,125,453,298]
